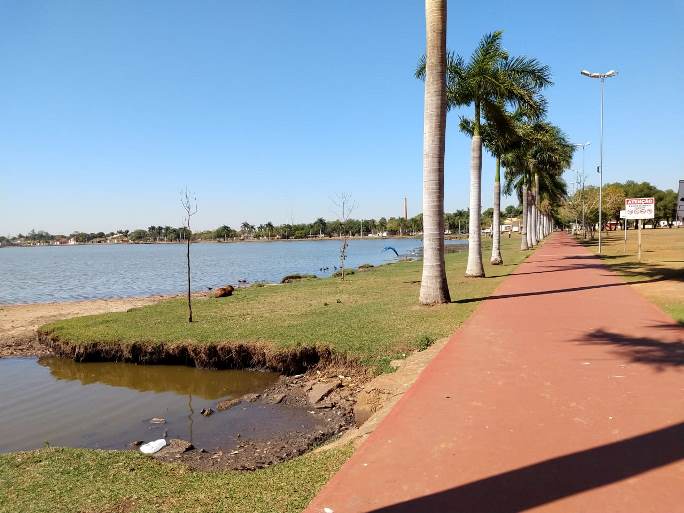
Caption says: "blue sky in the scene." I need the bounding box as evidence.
[1,0,682,235]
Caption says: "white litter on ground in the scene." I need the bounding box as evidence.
[140,439,167,454]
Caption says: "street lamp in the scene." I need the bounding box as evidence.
[573,142,591,237]
[581,69,617,254]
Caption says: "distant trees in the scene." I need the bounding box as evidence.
[558,179,679,234]
[4,179,677,248]
[215,225,237,241]
[656,189,678,226]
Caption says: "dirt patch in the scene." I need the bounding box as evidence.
[142,367,370,471]
[0,296,164,357]
[318,337,448,452]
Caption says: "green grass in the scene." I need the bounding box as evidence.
[581,229,684,323]
[0,445,352,513]
[42,237,530,372]
[9,236,532,513]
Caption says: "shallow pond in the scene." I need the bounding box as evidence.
[0,357,318,453]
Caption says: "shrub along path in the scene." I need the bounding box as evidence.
[305,232,683,513]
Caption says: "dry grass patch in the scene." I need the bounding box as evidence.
[582,229,684,322]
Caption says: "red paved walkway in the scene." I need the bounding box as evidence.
[306,233,684,513]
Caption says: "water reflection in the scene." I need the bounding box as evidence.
[1,357,311,452]
[38,356,278,400]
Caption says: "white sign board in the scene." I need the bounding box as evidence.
[678,180,684,220]
[619,209,626,219]
[624,198,655,220]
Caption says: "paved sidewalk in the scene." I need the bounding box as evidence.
[306,233,684,513]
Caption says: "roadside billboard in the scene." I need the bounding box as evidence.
[624,197,655,220]
[678,180,684,221]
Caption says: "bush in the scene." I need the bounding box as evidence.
[415,334,436,351]
[332,269,355,278]
[281,274,318,284]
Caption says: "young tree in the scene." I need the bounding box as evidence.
[181,188,198,323]
[332,193,356,280]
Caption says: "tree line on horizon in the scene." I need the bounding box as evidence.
[0,205,525,245]
[3,175,677,248]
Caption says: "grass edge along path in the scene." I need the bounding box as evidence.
[580,229,684,323]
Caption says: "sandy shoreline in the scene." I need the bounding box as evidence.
[0,295,166,357]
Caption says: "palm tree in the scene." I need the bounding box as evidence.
[417,0,450,305]
[460,107,521,264]
[504,121,573,244]
[418,31,551,276]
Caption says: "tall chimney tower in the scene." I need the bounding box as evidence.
[404,196,408,220]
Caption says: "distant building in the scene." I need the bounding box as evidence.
[107,233,128,243]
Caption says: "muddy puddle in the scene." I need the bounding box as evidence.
[0,357,324,454]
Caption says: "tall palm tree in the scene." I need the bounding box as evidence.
[460,107,520,264]
[417,0,450,304]
[504,121,573,243]
[418,31,551,276]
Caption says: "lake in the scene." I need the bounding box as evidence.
[0,238,464,304]
[0,357,319,453]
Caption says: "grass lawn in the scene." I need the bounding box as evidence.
[41,236,531,372]
[4,236,532,513]
[0,445,352,513]
[581,228,684,323]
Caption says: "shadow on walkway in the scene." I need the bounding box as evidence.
[369,422,684,513]
[576,327,684,370]
[455,278,663,304]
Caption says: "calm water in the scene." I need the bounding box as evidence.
[0,357,323,452]
[0,238,465,304]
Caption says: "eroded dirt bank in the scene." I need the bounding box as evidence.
[40,334,347,375]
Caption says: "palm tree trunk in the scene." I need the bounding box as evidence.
[419,0,450,305]
[520,182,529,250]
[526,189,534,248]
[535,173,541,242]
[545,215,550,236]
[465,132,484,277]
[530,175,538,246]
[490,157,503,264]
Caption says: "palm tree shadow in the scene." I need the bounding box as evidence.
[455,259,682,303]
[576,326,684,370]
[454,277,662,304]
[368,422,684,513]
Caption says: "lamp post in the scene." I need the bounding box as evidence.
[580,69,617,254]
[573,142,591,237]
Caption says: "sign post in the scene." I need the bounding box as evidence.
[624,198,655,262]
